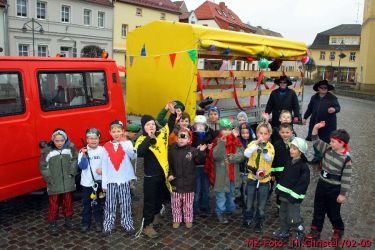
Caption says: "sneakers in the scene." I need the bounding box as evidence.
[185,222,193,229]
[254,222,263,233]
[217,215,228,224]
[306,225,321,240]
[144,225,159,238]
[272,230,289,240]
[152,213,163,228]
[81,224,90,233]
[331,228,344,241]
[242,219,252,228]
[124,228,136,235]
[64,217,74,230]
[172,222,180,229]
[48,221,58,236]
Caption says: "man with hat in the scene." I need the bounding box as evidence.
[264,76,300,128]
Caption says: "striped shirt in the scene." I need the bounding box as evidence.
[312,135,352,195]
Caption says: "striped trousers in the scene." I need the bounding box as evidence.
[48,192,73,221]
[171,192,194,223]
[103,182,134,232]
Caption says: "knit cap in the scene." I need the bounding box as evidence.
[174,100,185,111]
[126,123,141,133]
[291,137,308,155]
[219,118,233,129]
[208,106,220,118]
[194,115,207,125]
[141,115,155,130]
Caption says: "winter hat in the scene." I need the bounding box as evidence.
[208,106,220,118]
[141,115,155,130]
[126,123,141,133]
[313,79,334,91]
[174,100,185,111]
[219,118,233,129]
[178,127,193,144]
[274,75,292,86]
[51,128,67,141]
[237,111,248,123]
[110,120,124,129]
[86,128,101,138]
[291,137,308,155]
[194,115,207,125]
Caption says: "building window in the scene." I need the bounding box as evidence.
[136,8,142,16]
[18,44,29,56]
[84,9,91,25]
[330,51,335,60]
[60,46,71,57]
[160,12,166,20]
[17,0,27,17]
[331,37,337,44]
[98,11,105,28]
[36,1,46,19]
[121,24,128,38]
[320,51,326,60]
[222,11,227,17]
[350,52,356,61]
[38,45,48,57]
[61,5,70,23]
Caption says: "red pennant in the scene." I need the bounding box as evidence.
[169,53,176,67]
[104,142,125,171]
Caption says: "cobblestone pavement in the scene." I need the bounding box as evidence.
[1,87,375,250]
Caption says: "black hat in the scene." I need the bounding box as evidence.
[141,115,155,130]
[313,80,334,91]
[274,76,292,86]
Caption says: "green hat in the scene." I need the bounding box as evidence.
[291,137,308,154]
[219,118,233,129]
[126,123,141,133]
[174,100,185,111]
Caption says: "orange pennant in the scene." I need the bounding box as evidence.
[169,53,176,67]
[154,56,160,67]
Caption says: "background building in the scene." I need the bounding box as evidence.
[7,0,114,57]
[113,0,181,67]
[309,24,361,82]
[357,0,375,91]
[0,0,7,56]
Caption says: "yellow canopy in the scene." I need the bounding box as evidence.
[126,21,307,118]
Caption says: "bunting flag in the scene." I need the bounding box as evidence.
[169,53,176,67]
[219,60,228,74]
[141,44,146,56]
[223,47,230,55]
[231,60,236,66]
[154,56,161,67]
[129,56,134,66]
[187,49,197,64]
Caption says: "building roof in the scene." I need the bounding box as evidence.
[0,0,6,7]
[194,1,250,30]
[310,24,361,50]
[82,0,113,7]
[118,0,181,14]
[174,0,188,12]
[247,24,283,37]
[180,11,191,20]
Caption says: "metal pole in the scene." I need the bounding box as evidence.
[32,18,35,56]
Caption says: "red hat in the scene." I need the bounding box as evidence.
[178,127,193,145]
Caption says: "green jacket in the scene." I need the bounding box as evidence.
[39,143,78,195]
[213,139,244,192]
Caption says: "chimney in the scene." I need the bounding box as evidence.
[219,2,226,9]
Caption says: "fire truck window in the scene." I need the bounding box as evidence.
[38,71,108,111]
[0,72,25,116]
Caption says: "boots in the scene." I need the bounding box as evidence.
[144,225,159,238]
[217,215,228,224]
[272,230,289,240]
[48,221,59,236]
[331,228,344,241]
[254,222,263,233]
[306,225,321,240]
[64,217,74,230]
[185,222,193,229]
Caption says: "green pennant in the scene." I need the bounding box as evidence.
[187,49,197,64]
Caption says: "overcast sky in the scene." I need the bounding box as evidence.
[183,0,365,45]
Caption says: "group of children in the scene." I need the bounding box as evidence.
[39,99,352,244]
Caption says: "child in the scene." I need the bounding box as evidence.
[207,106,220,137]
[39,128,78,236]
[273,137,310,245]
[125,123,141,143]
[168,128,207,229]
[306,121,352,241]
[101,120,137,235]
[271,123,294,211]
[205,118,244,224]
[237,111,249,125]
[78,128,105,233]
[271,110,296,143]
[192,115,214,214]
[243,122,275,232]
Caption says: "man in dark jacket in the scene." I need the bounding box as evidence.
[265,76,300,128]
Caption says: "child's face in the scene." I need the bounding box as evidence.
[86,135,99,148]
[53,135,65,149]
[221,128,232,137]
[238,116,247,124]
[209,111,219,122]
[330,138,344,152]
[144,120,156,135]
[179,118,190,128]
[279,113,292,123]
[177,132,189,147]
[241,129,250,140]
[290,144,301,159]
[110,126,124,142]
[279,127,293,141]
[257,127,271,142]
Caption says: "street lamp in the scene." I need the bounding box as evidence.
[22,18,44,56]
[337,40,346,83]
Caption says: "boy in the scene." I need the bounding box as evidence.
[102,120,137,235]
[207,106,220,137]
[78,128,105,233]
[243,122,275,232]
[306,121,352,241]
[168,128,206,229]
[39,128,78,236]
[125,123,141,143]
[271,123,294,211]
[271,110,296,143]
[273,137,310,245]
[205,118,244,224]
